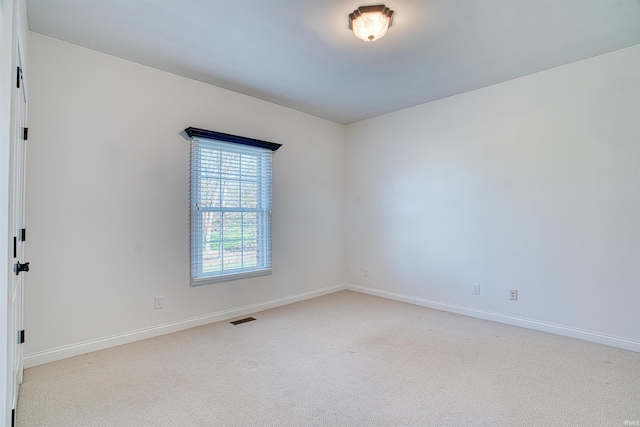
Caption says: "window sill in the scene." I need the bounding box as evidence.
[190,268,272,286]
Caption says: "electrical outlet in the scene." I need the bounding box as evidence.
[154,296,163,309]
[472,283,480,295]
[509,289,518,301]
[364,268,369,277]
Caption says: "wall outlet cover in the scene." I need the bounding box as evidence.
[154,296,164,309]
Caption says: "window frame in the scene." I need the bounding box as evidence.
[186,127,281,286]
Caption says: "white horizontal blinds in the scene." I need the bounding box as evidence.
[191,137,272,281]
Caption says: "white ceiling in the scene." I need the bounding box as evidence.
[26,0,640,125]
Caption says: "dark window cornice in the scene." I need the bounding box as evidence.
[185,127,282,151]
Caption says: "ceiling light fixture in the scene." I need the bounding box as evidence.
[349,5,394,42]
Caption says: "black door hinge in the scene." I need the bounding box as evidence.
[16,67,21,89]
[23,127,28,141]
[21,228,26,241]
[11,408,15,427]
[13,236,17,258]
[18,330,25,344]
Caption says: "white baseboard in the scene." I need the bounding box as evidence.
[25,282,638,368]
[24,283,347,368]
[346,283,640,353]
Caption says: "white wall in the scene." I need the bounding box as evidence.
[346,45,640,350]
[24,33,346,364]
[23,31,640,365]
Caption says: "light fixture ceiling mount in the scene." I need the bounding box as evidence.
[349,5,394,42]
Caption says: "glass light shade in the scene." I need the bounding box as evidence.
[349,5,394,42]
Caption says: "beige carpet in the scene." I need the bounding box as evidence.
[17,290,640,426]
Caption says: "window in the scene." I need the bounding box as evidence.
[186,128,281,285]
